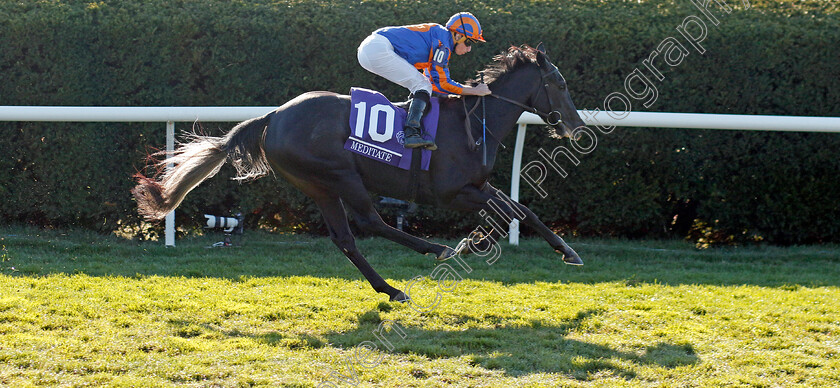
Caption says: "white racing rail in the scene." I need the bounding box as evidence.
[2,106,839,246]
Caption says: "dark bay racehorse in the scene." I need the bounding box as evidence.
[133,44,586,302]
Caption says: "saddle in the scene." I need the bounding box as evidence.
[343,88,440,171]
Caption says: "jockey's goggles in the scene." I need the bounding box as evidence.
[454,34,478,47]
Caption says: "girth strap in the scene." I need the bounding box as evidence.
[408,148,422,202]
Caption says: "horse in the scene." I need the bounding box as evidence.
[132,43,587,302]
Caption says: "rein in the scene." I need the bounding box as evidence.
[462,66,564,152]
[462,98,481,151]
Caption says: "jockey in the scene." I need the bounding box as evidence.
[357,12,492,151]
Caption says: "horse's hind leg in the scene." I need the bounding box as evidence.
[314,195,409,302]
[337,179,460,260]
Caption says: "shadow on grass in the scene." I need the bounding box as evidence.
[171,308,699,379]
[336,309,698,379]
[167,318,328,350]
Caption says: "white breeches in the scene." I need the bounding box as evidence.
[357,33,433,95]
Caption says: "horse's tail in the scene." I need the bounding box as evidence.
[132,113,273,221]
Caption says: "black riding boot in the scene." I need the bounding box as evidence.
[403,90,437,151]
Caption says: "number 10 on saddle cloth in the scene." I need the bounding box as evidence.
[343,87,440,171]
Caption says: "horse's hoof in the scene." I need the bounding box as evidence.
[454,238,471,256]
[557,250,584,266]
[390,291,411,303]
[435,246,457,261]
[434,238,471,262]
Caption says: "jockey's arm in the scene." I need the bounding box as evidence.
[460,83,491,96]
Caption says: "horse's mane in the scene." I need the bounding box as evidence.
[469,45,539,85]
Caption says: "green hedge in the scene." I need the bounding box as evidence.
[1,0,838,244]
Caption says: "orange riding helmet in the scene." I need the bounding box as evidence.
[445,12,485,43]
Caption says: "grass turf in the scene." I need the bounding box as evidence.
[1,226,838,387]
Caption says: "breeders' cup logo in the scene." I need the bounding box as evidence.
[396,130,406,146]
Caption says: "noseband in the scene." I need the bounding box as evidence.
[489,66,564,126]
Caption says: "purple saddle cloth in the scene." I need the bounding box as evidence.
[343,87,439,171]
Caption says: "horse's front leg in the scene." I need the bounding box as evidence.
[448,183,583,265]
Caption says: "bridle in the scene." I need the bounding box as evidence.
[488,65,564,127]
[463,64,568,151]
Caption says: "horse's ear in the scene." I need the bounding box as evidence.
[535,43,550,67]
